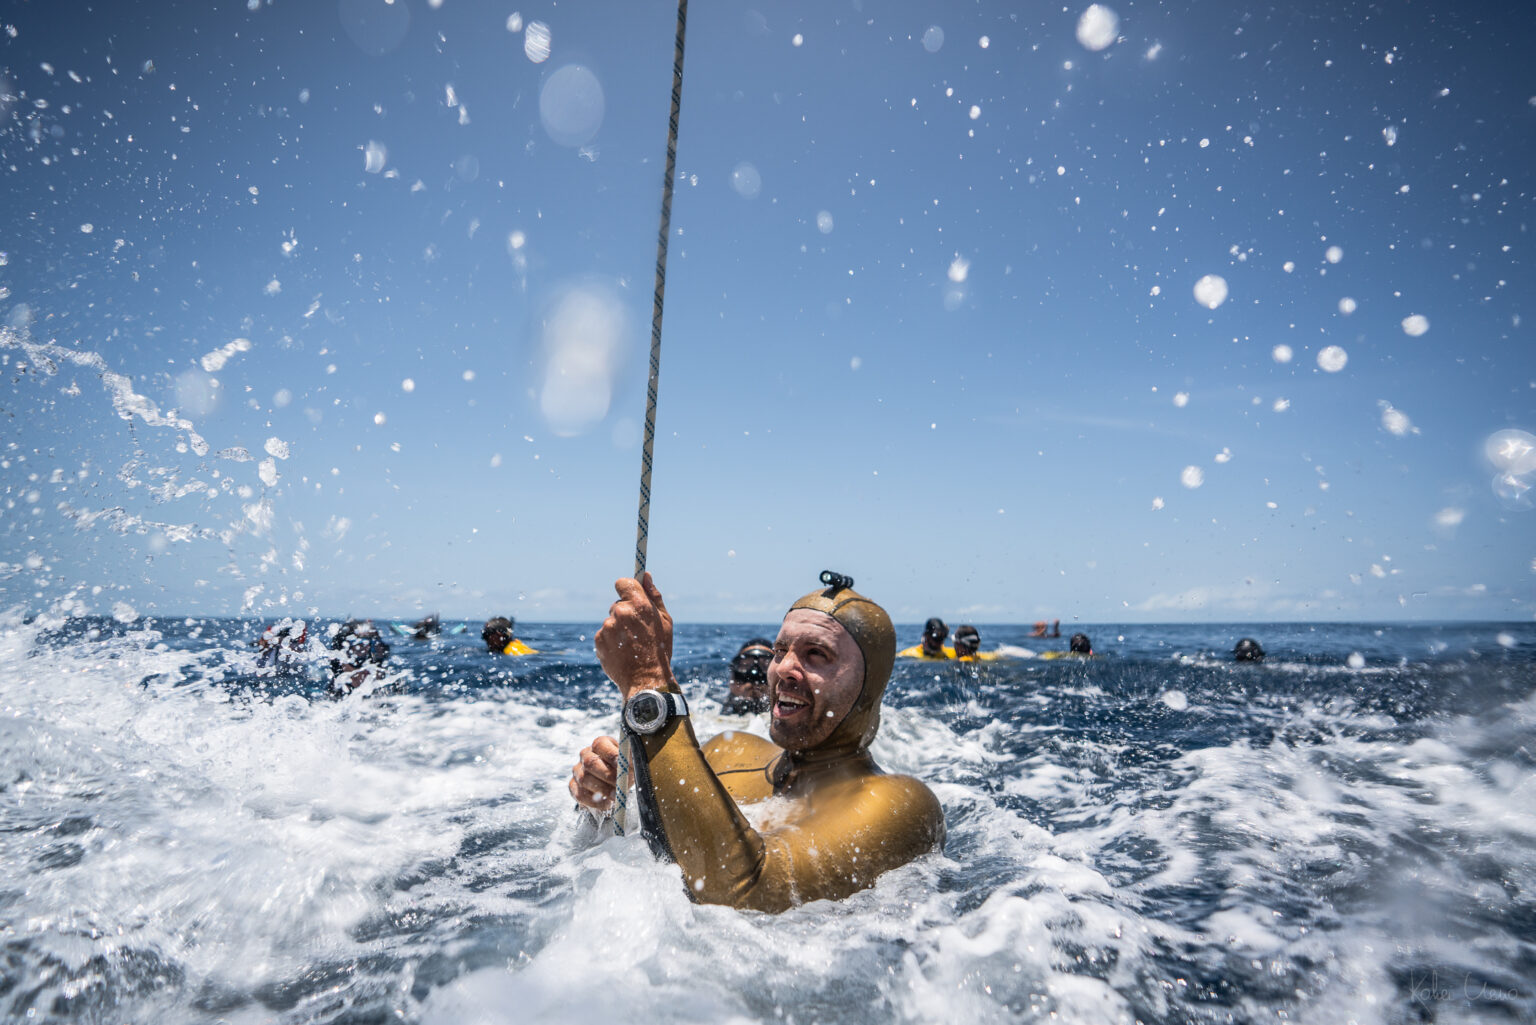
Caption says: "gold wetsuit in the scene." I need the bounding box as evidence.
[627,581,945,912]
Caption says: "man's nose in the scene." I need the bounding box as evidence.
[770,650,801,681]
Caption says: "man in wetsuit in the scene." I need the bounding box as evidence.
[919,617,949,658]
[569,572,945,912]
[952,624,981,660]
[1233,637,1265,662]
[724,638,774,714]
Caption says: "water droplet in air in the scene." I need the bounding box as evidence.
[540,64,604,147]
[1192,274,1228,309]
[730,162,762,199]
[1401,314,1430,336]
[922,26,944,53]
[1076,5,1119,51]
[1379,403,1412,436]
[1180,466,1204,489]
[1317,346,1347,372]
[524,21,551,63]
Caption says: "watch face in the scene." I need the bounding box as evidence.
[628,691,666,733]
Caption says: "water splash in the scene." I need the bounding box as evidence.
[1076,5,1119,51]
[1317,345,1348,372]
[1192,274,1228,309]
[524,21,551,63]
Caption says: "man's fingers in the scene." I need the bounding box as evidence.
[580,746,617,787]
[640,572,667,616]
[592,735,620,760]
[569,774,613,811]
[613,577,648,604]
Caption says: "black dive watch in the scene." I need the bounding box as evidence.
[623,688,689,735]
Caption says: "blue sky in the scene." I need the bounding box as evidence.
[1,0,1531,624]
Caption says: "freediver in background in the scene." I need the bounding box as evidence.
[569,572,945,913]
[899,617,952,659]
[1234,637,1266,662]
[724,637,774,714]
[1041,632,1094,660]
[482,616,538,655]
[952,624,981,661]
[327,619,391,695]
[254,617,309,675]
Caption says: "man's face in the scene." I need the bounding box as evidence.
[921,628,946,654]
[727,646,772,712]
[767,610,865,751]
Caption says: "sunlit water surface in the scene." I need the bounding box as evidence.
[2,616,1533,1024]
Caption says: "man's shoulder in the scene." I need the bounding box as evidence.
[703,730,781,771]
[818,771,945,853]
[867,771,941,803]
[840,772,944,826]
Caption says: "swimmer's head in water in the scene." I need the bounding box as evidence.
[1234,637,1265,662]
[725,638,774,714]
[774,572,896,755]
[482,616,514,652]
[921,616,948,653]
[1069,632,1092,655]
[953,624,980,657]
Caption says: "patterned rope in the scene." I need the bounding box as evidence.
[614,0,689,838]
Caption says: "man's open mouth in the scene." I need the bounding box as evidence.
[773,692,811,719]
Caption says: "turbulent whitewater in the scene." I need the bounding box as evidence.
[2,616,1532,1024]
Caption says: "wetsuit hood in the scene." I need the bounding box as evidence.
[784,576,895,759]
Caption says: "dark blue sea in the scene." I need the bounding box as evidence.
[2,614,1532,1024]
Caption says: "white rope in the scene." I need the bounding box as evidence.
[612,0,689,838]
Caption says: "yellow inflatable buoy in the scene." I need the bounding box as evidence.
[898,645,1001,661]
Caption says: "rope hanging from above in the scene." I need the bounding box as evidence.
[613,0,690,839]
